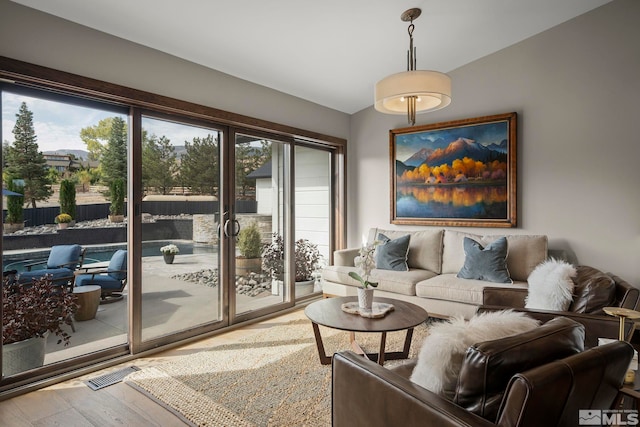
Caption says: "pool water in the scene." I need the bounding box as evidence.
[3,241,216,273]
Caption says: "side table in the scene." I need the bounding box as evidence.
[73,285,101,321]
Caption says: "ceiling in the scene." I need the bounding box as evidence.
[12,0,611,114]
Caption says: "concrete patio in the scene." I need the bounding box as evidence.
[43,252,287,365]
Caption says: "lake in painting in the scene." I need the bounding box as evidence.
[396,183,507,219]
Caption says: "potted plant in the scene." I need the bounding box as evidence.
[2,276,78,376]
[262,233,322,296]
[348,241,380,310]
[160,243,180,264]
[54,213,73,229]
[236,221,263,277]
[108,178,125,223]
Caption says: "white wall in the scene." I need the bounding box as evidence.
[349,0,640,285]
[0,0,349,140]
[295,146,330,261]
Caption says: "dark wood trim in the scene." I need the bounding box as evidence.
[0,56,346,147]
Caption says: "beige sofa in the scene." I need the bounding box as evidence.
[321,228,548,319]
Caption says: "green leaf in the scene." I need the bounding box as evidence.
[348,271,364,284]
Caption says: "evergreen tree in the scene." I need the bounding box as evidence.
[5,102,52,208]
[180,134,218,196]
[235,140,271,198]
[142,134,178,195]
[100,116,127,189]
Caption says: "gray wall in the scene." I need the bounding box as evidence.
[350,0,640,284]
[0,0,349,139]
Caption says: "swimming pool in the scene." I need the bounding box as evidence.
[3,241,217,272]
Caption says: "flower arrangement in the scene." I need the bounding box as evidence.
[2,276,78,346]
[54,213,73,224]
[160,244,180,255]
[348,241,381,288]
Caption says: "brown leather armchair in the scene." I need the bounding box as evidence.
[332,317,634,427]
[481,265,639,347]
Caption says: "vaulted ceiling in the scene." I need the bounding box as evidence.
[11,0,611,114]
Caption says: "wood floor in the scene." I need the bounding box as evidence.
[0,309,307,426]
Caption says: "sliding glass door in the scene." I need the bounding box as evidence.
[139,115,223,342]
[232,133,291,319]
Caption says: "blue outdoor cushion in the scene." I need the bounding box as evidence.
[18,268,74,285]
[457,237,512,283]
[47,244,82,269]
[107,250,127,280]
[75,274,122,290]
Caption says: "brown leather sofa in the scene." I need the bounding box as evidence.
[332,317,634,427]
[481,266,640,347]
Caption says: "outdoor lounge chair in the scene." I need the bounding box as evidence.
[74,250,127,303]
[17,244,85,288]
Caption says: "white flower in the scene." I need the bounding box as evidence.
[349,240,381,288]
[160,244,179,255]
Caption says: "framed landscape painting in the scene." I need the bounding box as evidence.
[390,112,517,227]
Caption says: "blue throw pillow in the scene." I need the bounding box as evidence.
[457,237,512,283]
[375,233,410,271]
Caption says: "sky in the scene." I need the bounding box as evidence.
[2,92,215,154]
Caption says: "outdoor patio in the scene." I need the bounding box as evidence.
[43,252,288,365]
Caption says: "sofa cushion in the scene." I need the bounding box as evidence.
[321,265,437,296]
[454,317,585,422]
[416,274,527,305]
[457,237,512,284]
[442,231,547,282]
[570,265,616,314]
[374,233,410,271]
[410,310,540,400]
[525,258,576,311]
[368,228,443,274]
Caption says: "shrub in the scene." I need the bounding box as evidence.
[54,213,73,224]
[2,276,78,346]
[262,233,322,281]
[109,178,125,215]
[237,222,262,258]
[59,179,76,220]
[5,181,24,224]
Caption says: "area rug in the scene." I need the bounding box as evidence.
[125,317,429,426]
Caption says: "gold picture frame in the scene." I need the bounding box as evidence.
[390,112,517,227]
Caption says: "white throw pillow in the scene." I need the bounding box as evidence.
[410,310,539,399]
[525,258,577,311]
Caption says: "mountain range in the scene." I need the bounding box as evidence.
[399,138,507,174]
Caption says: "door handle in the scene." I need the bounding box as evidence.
[223,219,231,238]
[232,219,240,237]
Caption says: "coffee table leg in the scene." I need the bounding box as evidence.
[349,331,366,356]
[402,328,414,358]
[311,322,332,365]
[377,332,387,365]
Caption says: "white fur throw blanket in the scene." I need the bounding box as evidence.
[410,310,539,399]
[525,258,577,311]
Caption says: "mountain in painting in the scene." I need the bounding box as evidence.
[396,160,413,176]
[404,147,434,167]
[423,137,506,166]
[485,139,508,153]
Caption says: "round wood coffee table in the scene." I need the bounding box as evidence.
[304,296,429,365]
